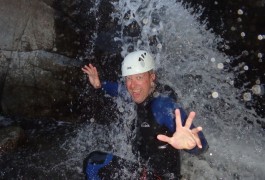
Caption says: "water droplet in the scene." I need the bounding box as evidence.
[143,18,148,24]
[157,43,162,49]
[119,107,124,112]
[237,9,244,15]
[214,1,218,5]
[231,26,236,31]
[237,17,242,22]
[211,57,216,62]
[90,118,95,123]
[217,63,224,69]
[224,44,230,50]
[252,85,264,95]
[212,91,219,98]
[243,65,249,70]
[153,92,159,97]
[257,35,264,40]
[258,53,263,58]
[242,50,249,56]
[243,92,252,101]
[241,32,246,37]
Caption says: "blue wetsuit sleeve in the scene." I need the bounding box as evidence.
[151,96,208,155]
[185,124,209,155]
[101,81,119,97]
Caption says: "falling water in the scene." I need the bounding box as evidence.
[64,0,265,179]
[1,0,264,179]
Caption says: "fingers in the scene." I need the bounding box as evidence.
[193,134,202,149]
[81,64,98,76]
[175,109,196,130]
[191,127,203,148]
[88,64,96,73]
[184,111,196,128]
[175,109,182,131]
[191,126,202,134]
[81,66,88,73]
[157,134,171,144]
[81,65,91,74]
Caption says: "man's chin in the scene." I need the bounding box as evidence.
[130,93,145,104]
[132,98,144,104]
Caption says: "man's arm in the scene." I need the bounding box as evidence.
[101,81,119,97]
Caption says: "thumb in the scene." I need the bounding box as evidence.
[157,134,171,143]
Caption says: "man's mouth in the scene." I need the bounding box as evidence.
[131,90,141,98]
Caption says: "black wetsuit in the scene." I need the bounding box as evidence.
[132,84,182,179]
[84,82,208,179]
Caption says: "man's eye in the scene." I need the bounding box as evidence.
[126,77,132,81]
[136,76,143,80]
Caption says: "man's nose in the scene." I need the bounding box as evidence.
[129,79,136,89]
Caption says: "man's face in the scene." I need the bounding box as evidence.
[125,71,155,104]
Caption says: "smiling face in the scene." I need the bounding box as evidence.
[125,71,156,104]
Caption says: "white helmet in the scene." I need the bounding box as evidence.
[121,50,155,76]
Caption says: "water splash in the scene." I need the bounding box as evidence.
[64,0,265,179]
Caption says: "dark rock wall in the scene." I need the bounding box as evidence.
[0,0,86,121]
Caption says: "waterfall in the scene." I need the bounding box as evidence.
[64,0,265,179]
[1,0,263,179]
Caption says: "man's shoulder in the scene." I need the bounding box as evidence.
[151,94,177,111]
[154,83,178,101]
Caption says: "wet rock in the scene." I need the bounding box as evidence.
[0,0,88,121]
[0,0,55,51]
[0,126,25,154]
[0,50,82,121]
[53,0,93,57]
[0,0,122,122]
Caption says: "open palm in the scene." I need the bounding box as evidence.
[157,109,202,150]
[82,64,101,89]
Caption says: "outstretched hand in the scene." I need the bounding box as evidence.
[157,109,202,150]
[82,64,101,89]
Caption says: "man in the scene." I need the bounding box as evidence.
[82,50,208,179]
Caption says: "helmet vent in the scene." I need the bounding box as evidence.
[139,57,144,61]
[141,53,146,58]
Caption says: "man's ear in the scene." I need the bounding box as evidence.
[151,73,156,81]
